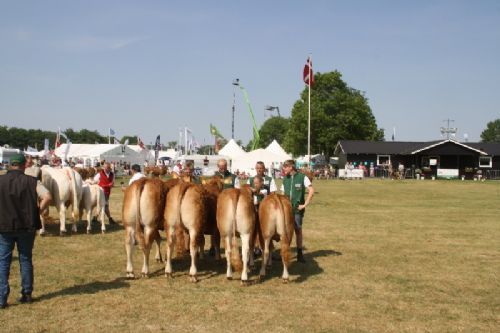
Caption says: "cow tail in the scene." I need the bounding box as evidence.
[135,181,146,249]
[278,195,292,265]
[175,183,191,256]
[230,190,243,272]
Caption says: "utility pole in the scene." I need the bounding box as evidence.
[440,119,458,139]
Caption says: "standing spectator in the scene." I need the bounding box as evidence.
[249,161,277,195]
[214,158,240,189]
[93,162,116,224]
[0,154,51,309]
[121,164,145,192]
[280,159,314,263]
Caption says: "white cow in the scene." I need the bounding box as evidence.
[79,183,106,234]
[40,166,83,235]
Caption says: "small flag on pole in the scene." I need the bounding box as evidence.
[154,135,161,161]
[137,137,145,150]
[113,138,120,145]
[109,128,116,136]
[303,57,314,86]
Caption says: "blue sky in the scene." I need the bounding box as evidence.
[1,1,499,147]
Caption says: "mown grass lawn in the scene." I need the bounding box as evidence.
[1,178,499,333]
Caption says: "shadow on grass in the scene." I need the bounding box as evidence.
[39,220,124,237]
[144,254,228,281]
[290,249,342,283]
[38,277,130,301]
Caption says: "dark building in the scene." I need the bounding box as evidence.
[334,139,500,179]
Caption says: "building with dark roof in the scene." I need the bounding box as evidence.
[334,139,500,179]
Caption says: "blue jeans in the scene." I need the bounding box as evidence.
[0,232,36,305]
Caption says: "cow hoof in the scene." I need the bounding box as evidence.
[141,273,149,278]
[240,280,250,286]
[86,230,91,235]
[165,273,173,279]
[39,231,46,237]
[226,276,233,281]
[101,230,106,234]
[126,272,135,279]
[189,275,198,283]
[258,275,265,281]
[282,278,289,284]
[60,231,67,237]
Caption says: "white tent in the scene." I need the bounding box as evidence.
[265,140,292,160]
[231,149,288,176]
[55,144,145,166]
[218,139,245,159]
[0,146,21,164]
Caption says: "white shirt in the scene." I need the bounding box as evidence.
[129,172,146,185]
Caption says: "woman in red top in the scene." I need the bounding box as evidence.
[93,162,116,224]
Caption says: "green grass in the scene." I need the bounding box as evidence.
[1,179,499,332]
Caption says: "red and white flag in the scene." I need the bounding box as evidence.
[137,136,146,150]
[303,57,314,86]
[55,128,61,148]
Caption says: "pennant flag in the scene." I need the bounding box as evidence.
[303,57,314,86]
[109,128,116,136]
[55,128,61,148]
[137,136,145,150]
[113,138,120,145]
[209,123,224,138]
[154,135,161,160]
[392,127,396,141]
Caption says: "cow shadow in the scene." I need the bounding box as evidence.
[255,249,342,284]
[37,278,130,301]
[39,219,123,237]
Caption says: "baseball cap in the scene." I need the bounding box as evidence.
[10,154,26,165]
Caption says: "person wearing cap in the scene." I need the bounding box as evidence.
[0,154,51,309]
[280,159,314,263]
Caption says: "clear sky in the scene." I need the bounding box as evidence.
[1,1,499,147]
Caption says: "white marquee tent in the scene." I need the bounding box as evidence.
[218,139,245,159]
[265,140,292,160]
[55,144,146,166]
[230,149,288,176]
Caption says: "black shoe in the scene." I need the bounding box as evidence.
[18,294,33,303]
[297,249,306,263]
[0,302,7,309]
[109,218,117,225]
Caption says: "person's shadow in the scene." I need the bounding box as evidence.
[37,278,130,301]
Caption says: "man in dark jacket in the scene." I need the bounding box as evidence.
[0,154,51,309]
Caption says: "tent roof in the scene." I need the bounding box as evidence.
[265,140,292,159]
[218,139,245,158]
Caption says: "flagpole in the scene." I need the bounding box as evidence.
[307,54,312,169]
[108,128,110,144]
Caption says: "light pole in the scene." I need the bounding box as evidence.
[265,105,281,117]
[232,78,239,139]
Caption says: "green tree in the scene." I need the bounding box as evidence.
[258,116,290,148]
[284,71,384,156]
[480,119,500,142]
[120,135,138,145]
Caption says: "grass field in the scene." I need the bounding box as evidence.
[1,178,499,332]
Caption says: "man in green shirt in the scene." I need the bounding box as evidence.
[214,159,240,189]
[280,159,314,263]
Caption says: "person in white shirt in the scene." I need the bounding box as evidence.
[121,164,145,192]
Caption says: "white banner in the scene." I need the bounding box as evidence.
[437,169,459,179]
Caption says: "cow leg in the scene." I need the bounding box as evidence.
[188,229,198,282]
[39,209,48,236]
[240,233,251,283]
[198,234,205,260]
[71,209,78,233]
[86,208,92,234]
[141,227,154,277]
[59,204,67,235]
[154,230,162,262]
[224,235,233,280]
[99,207,106,234]
[259,237,271,278]
[213,229,221,260]
[164,226,175,277]
[125,226,135,279]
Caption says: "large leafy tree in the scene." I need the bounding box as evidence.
[284,71,384,156]
[480,119,500,142]
[258,116,290,148]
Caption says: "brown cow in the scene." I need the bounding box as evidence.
[163,181,206,282]
[258,193,295,282]
[199,176,224,259]
[216,186,256,283]
[122,177,177,278]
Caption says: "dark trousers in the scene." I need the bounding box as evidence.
[0,231,36,305]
